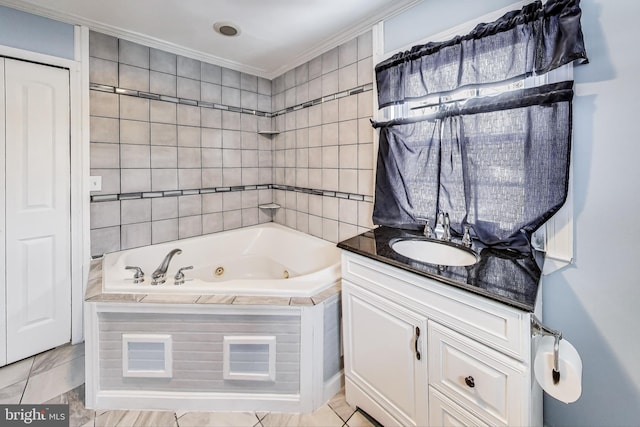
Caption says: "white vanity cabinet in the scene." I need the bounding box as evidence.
[341,251,542,427]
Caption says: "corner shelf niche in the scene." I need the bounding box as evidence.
[257,131,280,136]
[258,203,281,209]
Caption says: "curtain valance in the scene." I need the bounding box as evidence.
[376,0,588,108]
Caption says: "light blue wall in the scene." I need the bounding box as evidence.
[0,5,74,59]
[383,0,517,53]
[542,1,640,425]
[384,1,640,426]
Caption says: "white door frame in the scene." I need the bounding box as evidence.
[0,59,6,366]
[0,25,90,345]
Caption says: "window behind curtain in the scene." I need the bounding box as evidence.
[371,0,587,252]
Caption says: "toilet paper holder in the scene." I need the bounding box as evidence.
[531,315,563,384]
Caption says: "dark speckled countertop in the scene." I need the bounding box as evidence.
[337,226,543,312]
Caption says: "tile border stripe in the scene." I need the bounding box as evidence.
[91,184,373,203]
[89,83,374,118]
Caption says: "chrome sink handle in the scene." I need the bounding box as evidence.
[125,266,145,284]
[462,224,473,248]
[174,265,193,286]
[416,217,434,238]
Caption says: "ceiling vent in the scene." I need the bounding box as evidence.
[213,22,241,37]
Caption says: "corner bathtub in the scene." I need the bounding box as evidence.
[84,223,343,413]
[103,222,341,296]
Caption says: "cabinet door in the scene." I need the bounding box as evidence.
[4,58,71,364]
[343,281,427,427]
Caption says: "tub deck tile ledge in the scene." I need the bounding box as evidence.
[85,258,104,300]
[232,296,292,306]
[290,297,315,306]
[196,295,237,304]
[139,294,200,304]
[85,293,146,303]
[311,283,342,305]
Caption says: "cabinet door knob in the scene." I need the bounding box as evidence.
[414,326,421,361]
[464,375,475,388]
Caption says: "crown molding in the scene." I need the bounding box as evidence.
[266,0,423,79]
[0,0,423,80]
[0,0,270,77]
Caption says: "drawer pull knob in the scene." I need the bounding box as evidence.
[465,376,475,388]
[414,326,421,361]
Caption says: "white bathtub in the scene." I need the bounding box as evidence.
[102,223,341,296]
[85,223,344,414]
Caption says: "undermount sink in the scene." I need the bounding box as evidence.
[390,238,479,267]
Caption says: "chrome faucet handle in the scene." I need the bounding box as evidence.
[416,217,434,238]
[174,266,194,285]
[462,224,472,247]
[125,266,145,284]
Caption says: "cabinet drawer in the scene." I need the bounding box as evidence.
[429,387,490,427]
[428,322,526,426]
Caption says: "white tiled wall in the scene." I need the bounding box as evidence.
[89,30,376,256]
[270,32,376,242]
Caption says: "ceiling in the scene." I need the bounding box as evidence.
[3,0,422,79]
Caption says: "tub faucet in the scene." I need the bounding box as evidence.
[151,248,182,285]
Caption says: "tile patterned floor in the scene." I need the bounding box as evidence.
[0,342,377,427]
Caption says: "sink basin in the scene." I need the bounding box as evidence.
[390,238,479,267]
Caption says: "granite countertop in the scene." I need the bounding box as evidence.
[337,226,543,312]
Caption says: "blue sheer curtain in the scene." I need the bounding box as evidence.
[376,0,588,108]
[372,0,587,252]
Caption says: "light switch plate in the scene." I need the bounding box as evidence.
[89,176,102,192]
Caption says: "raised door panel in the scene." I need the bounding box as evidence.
[343,282,427,427]
[0,58,6,367]
[4,58,71,364]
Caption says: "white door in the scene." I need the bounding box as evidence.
[3,58,71,364]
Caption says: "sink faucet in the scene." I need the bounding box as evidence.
[151,248,182,285]
[442,212,451,242]
[433,211,452,241]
